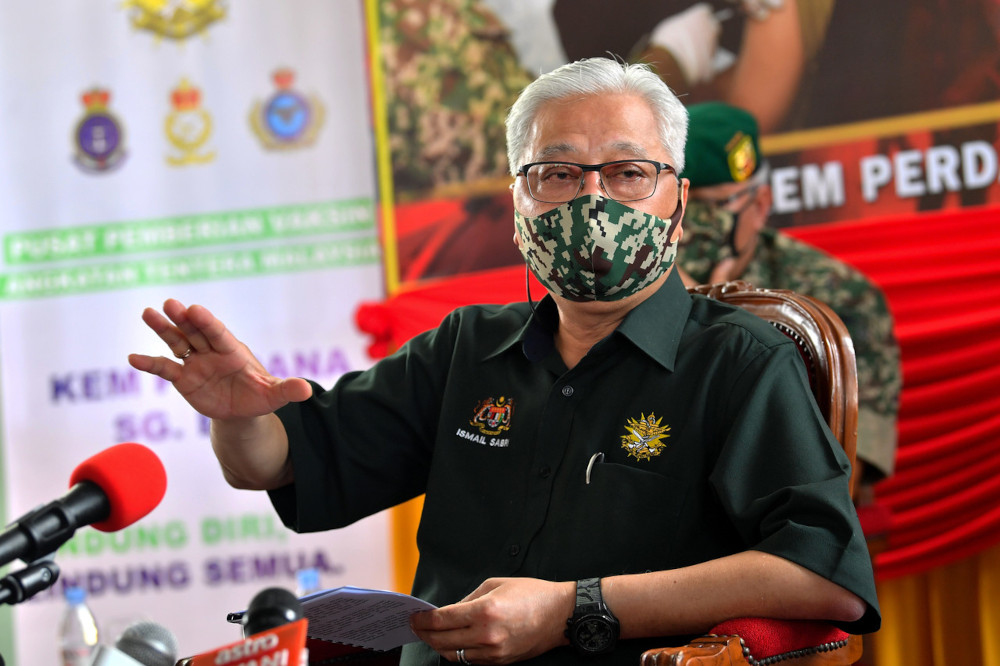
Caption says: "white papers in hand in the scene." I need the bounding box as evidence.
[300,586,438,651]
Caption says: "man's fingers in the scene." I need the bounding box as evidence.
[128,353,183,383]
[278,377,314,403]
[163,299,213,354]
[185,303,242,355]
[141,307,194,359]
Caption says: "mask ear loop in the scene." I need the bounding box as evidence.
[525,263,537,316]
[667,193,684,239]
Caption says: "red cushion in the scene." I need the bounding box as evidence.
[709,618,849,660]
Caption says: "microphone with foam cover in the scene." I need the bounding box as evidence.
[115,621,178,666]
[86,620,178,666]
[0,443,166,567]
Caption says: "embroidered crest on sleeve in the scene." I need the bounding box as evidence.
[470,396,514,436]
[620,413,671,460]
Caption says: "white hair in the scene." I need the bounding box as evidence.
[505,58,689,175]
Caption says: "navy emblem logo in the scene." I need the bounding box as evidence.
[249,68,326,150]
[620,413,670,460]
[165,78,216,166]
[122,0,227,41]
[470,396,514,436]
[73,88,127,173]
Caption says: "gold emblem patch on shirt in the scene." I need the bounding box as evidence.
[620,413,670,460]
[470,396,514,436]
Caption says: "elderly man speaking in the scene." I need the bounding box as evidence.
[130,58,879,666]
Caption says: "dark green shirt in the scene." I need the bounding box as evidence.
[270,270,880,666]
[679,203,902,480]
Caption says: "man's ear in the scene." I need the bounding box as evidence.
[671,178,689,243]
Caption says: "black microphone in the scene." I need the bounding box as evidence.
[176,587,307,665]
[242,587,304,637]
[0,443,166,567]
[86,620,178,666]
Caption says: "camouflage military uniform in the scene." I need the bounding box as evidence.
[379,0,533,195]
[679,203,902,480]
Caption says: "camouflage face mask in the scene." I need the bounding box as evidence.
[514,194,683,302]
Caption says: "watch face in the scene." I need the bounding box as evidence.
[571,615,615,654]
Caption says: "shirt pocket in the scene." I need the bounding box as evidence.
[557,460,688,576]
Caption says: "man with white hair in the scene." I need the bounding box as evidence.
[131,58,878,666]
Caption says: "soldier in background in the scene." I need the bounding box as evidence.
[379,0,533,195]
[677,101,902,498]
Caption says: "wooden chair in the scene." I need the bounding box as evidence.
[640,281,864,666]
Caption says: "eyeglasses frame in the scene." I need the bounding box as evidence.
[516,159,678,204]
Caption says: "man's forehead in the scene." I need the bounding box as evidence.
[533,140,651,161]
[524,94,667,154]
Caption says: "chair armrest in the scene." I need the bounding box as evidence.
[640,618,862,666]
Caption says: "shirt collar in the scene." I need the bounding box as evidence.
[616,268,691,371]
[485,293,558,362]
[484,269,692,370]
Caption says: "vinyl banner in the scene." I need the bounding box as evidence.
[377,0,1000,287]
[0,2,389,663]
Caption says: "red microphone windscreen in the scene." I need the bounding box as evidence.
[68,442,167,532]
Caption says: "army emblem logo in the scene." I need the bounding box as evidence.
[73,88,127,173]
[165,78,216,166]
[470,396,514,436]
[122,0,227,41]
[726,132,757,183]
[620,413,671,460]
[249,68,326,150]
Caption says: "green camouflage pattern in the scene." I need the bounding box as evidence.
[515,195,678,302]
[679,202,902,479]
[379,0,533,195]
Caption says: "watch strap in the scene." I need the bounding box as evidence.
[575,577,605,615]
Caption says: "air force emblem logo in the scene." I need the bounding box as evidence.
[250,68,325,150]
[620,413,670,460]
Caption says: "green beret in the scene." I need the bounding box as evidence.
[681,102,761,188]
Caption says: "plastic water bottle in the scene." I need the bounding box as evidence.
[58,586,99,666]
[295,567,321,598]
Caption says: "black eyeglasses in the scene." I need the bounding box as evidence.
[517,159,677,204]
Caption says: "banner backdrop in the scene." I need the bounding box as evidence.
[375,0,1000,287]
[0,2,390,664]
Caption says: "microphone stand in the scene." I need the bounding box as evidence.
[0,557,60,666]
[0,555,60,605]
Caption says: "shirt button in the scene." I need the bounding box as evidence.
[539,465,551,478]
[561,385,574,397]
[509,544,520,556]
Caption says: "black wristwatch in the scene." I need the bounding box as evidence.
[565,578,620,656]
